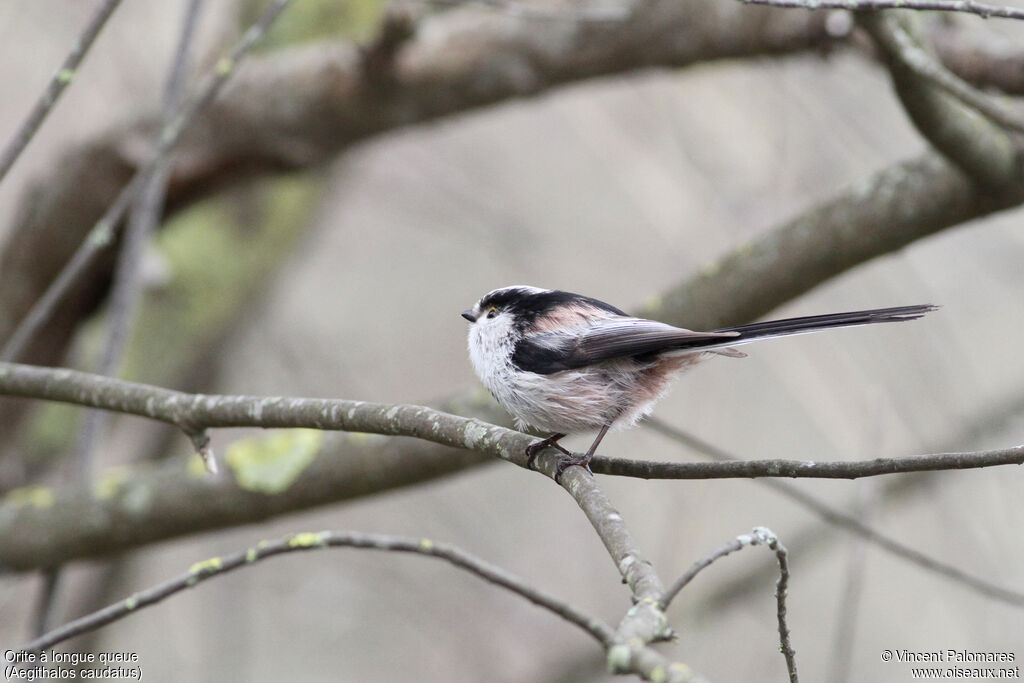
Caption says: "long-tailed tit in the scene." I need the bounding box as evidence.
[462,286,936,477]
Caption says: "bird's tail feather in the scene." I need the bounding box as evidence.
[689,304,938,351]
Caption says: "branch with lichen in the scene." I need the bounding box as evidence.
[18,530,615,653]
[557,467,687,680]
[2,360,1024,574]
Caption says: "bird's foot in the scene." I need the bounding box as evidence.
[554,454,593,483]
[525,433,569,471]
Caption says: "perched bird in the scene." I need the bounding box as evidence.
[462,285,935,476]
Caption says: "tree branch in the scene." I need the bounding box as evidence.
[555,467,689,681]
[593,445,1024,479]
[658,528,798,682]
[644,153,1023,332]
[3,360,1022,484]
[863,12,1024,134]
[645,417,1024,607]
[740,0,1024,21]
[0,0,840,370]
[931,23,1024,95]
[3,360,1023,575]
[858,11,1021,189]
[18,530,614,653]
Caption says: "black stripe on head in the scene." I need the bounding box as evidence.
[479,288,628,331]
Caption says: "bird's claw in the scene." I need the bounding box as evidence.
[554,455,593,483]
[524,441,545,471]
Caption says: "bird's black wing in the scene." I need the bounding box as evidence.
[512,319,738,374]
[511,305,938,375]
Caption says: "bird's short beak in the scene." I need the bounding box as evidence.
[461,310,476,322]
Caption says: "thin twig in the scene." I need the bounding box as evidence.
[592,447,1024,479]
[659,535,753,607]
[0,0,295,364]
[0,0,124,184]
[644,418,1024,606]
[31,569,63,638]
[74,0,205,480]
[765,529,798,683]
[739,0,1024,21]
[659,528,798,682]
[34,0,209,647]
[18,531,614,652]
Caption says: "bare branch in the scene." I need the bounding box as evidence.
[592,445,1024,479]
[646,418,1024,607]
[740,0,1024,20]
[4,360,1022,482]
[18,530,614,653]
[766,530,798,683]
[658,528,799,682]
[0,0,124,184]
[0,414,496,571]
[2,360,1024,574]
[0,361,526,461]
[418,0,631,21]
[555,467,709,683]
[660,534,753,607]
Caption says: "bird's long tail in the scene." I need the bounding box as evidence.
[690,304,938,352]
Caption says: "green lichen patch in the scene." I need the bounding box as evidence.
[93,466,131,500]
[226,429,323,494]
[6,486,55,509]
[189,557,223,575]
[288,531,326,548]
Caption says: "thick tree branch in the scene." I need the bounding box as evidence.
[645,153,1023,331]
[862,12,1024,134]
[18,530,615,653]
[932,23,1024,95]
[859,12,1021,188]
[0,0,840,370]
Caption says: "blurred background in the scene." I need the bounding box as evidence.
[1,1,1023,681]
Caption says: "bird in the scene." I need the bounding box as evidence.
[461,285,936,477]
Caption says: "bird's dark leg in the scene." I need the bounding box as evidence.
[525,433,570,470]
[555,423,611,481]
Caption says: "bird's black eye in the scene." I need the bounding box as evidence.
[486,307,498,319]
